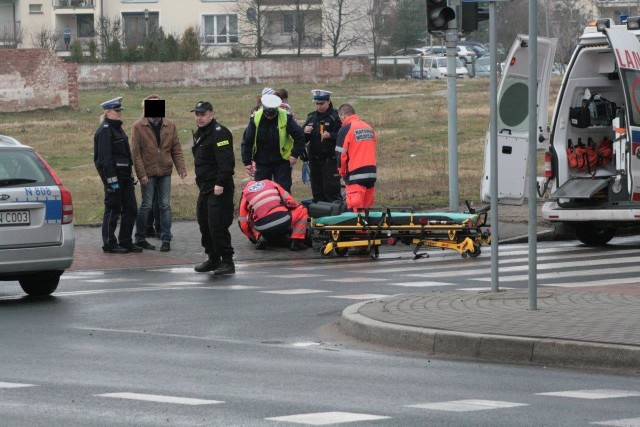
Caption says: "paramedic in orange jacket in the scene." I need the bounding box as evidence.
[335,103,377,211]
[238,179,308,251]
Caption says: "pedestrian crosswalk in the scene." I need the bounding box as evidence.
[48,240,640,300]
[3,384,640,425]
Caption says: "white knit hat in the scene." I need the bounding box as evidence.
[261,87,275,96]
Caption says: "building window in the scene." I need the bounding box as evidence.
[203,14,238,45]
[29,4,43,14]
[282,12,304,35]
[77,14,94,37]
[122,11,159,47]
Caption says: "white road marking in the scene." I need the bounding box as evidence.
[407,252,640,278]
[386,281,459,287]
[86,278,143,283]
[323,277,388,283]
[406,399,528,412]
[265,411,390,425]
[0,382,35,388]
[536,389,640,399]
[97,392,223,405]
[473,264,640,283]
[291,342,321,347]
[328,294,389,300]
[267,274,325,279]
[261,289,331,295]
[544,277,640,288]
[149,281,201,287]
[457,287,515,291]
[362,248,634,275]
[592,418,640,426]
[204,285,262,290]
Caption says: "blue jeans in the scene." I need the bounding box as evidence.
[135,175,172,243]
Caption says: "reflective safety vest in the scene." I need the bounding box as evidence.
[252,108,294,161]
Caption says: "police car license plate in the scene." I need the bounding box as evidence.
[0,210,30,226]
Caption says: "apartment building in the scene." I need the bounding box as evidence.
[0,0,376,57]
[595,0,640,23]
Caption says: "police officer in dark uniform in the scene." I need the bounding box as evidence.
[94,97,143,254]
[302,89,343,203]
[191,101,236,275]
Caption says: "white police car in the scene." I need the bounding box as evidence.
[0,135,75,296]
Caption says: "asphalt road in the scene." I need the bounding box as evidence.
[2,239,640,426]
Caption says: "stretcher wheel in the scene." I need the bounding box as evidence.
[335,247,348,257]
[320,245,332,257]
[466,244,481,258]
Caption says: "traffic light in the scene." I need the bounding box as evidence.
[461,2,489,33]
[426,0,455,35]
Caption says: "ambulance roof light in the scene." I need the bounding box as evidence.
[596,18,611,33]
[627,16,640,30]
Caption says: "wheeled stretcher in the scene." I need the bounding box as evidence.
[309,203,491,259]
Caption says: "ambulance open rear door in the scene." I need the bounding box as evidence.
[480,35,557,205]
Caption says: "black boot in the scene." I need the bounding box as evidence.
[213,260,235,275]
[194,258,220,273]
[289,239,308,251]
[255,236,268,250]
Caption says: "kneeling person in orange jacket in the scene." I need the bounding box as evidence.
[238,179,309,251]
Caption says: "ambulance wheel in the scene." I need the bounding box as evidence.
[575,224,615,247]
[467,244,481,258]
[335,247,348,257]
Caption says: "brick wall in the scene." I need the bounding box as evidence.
[0,49,79,112]
[78,57,371,90]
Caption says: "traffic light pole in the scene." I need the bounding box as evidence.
[445,19,459,213]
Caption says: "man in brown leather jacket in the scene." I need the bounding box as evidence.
[131,94,187,252]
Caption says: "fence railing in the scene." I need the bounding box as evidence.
[53,0,95,8]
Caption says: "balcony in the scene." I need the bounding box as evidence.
[53,0,95,9]
[261,0,321,5]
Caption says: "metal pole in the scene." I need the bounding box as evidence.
[489,1,499,293]
[445,6,459,213]
[528,0,538,310]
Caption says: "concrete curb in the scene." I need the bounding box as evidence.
[341,301,640,372]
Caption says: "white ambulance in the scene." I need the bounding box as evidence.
[481,19,640,246]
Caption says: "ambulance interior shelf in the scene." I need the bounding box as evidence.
[569,90,617,129]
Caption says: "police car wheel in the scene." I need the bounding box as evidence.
[19,271,61,297]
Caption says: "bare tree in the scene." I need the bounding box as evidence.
[322,0,367,57]
[236,0,273,58]
[499,0,588,67]
[95,16,123,59]
[30,26,60,52]
[543,0,590,65]
[366,0,390,78]
[0,21,23,48]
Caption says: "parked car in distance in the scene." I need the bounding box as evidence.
[0,135,75,296]
[470,56,491,78]
[456,46,477,65]
[421,45,477,66]
[406,69,431,80]
[422,46,447,57]
[392,47,428,56]
[424,55,469,79]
